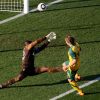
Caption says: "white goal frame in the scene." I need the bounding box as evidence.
[0,0,29,14]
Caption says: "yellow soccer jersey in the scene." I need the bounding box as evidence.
[68,42,81,70]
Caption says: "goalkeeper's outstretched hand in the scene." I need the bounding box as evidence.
[46,32,56,42]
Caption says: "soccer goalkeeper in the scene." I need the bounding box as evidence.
[62,35,84,96]
[0,32,61,89]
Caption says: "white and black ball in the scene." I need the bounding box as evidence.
[37,3,47,11]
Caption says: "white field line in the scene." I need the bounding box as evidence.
[50,76,100,100]
[0,0,64,25]
[0,13,25,25]
[47,0,64,6]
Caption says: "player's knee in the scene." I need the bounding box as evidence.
[68,79,71,83]
[62,62,65,67]
[62,65,67,71]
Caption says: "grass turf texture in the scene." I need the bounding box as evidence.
[0,0,100,100]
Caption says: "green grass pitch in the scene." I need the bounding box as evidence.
[0,0,100,100]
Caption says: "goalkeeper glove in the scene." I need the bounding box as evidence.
[46,32,56,42]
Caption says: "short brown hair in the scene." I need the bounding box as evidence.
[66,35,76,45]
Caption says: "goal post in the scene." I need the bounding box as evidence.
[0,0,29,14]
[23,0,29,14]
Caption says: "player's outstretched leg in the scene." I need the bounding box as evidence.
[35,67,50,74]
[68,79,84,96]
[35,67,63,74]
[48,67,63,73]
[0,74,25,89]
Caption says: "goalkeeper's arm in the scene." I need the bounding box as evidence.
[27,36,46,50]
[27,32,56,50]
[34,42,49,54]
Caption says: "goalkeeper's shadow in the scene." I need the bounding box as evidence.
[2,74,100,89]
[4,78,68,89]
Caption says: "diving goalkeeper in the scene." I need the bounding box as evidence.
[0,32,61,88]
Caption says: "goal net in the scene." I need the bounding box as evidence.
[0,0,29,13]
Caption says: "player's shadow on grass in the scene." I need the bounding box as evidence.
[81,74,100,81]
[7,73,100,89]
[85,91,100,95]
[9,78,68,88]
[0,48,22,53]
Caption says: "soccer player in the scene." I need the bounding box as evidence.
[62,35,84,96]
[0,32,61,89]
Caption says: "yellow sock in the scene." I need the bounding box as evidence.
[69,81,82,93]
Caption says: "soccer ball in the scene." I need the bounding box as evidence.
[37,3,47,11]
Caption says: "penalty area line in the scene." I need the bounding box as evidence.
[50,76,100,100]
